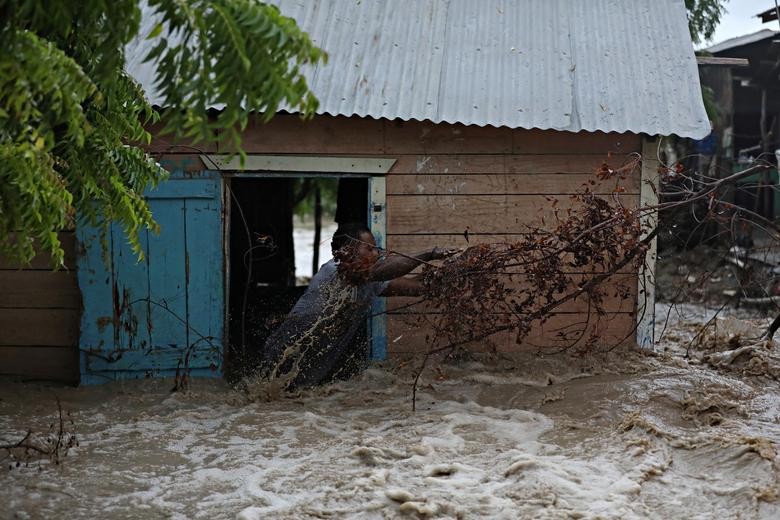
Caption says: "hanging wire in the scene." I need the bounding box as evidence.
[226,183,254,359]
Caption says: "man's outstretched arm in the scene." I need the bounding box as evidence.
[369,248,455,282]
[380,275,424,297]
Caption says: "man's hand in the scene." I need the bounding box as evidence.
[430,247,461,260]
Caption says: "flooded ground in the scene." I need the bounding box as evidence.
[1,304,779,519]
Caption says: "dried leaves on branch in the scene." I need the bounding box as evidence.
[394,154,777,409]
[411,156,648,357]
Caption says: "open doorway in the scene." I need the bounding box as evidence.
[226,176,368,379]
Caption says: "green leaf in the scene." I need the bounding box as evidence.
[0,0,323,265]
[146,22,164,39]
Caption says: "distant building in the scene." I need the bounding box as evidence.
[701,27,780,219]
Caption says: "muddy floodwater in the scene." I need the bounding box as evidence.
[2,305,779,519]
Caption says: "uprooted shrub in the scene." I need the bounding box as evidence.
[390,155,776,409]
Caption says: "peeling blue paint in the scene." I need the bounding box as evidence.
[77,171,224,383]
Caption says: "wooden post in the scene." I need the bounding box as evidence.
[368,176,387,360]
[636,137,659,349]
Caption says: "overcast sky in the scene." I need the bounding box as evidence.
[704,0,779,47]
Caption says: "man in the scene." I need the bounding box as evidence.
[260,222,452,390]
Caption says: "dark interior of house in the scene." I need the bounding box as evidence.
[226,176,368,379]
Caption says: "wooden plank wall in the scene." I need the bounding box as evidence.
[381,124,642,354]
[157,114,644,356]
[0,232,80,382]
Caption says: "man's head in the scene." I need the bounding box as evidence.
[331,223,380,282]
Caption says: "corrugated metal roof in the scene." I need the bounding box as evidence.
[706,29,779,54]
[126,0,709,138]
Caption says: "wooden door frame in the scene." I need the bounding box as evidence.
[220,168,390,364]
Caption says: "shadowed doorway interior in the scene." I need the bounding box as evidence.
[226,176,368,380]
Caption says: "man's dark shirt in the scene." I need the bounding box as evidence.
[261,259,388,389]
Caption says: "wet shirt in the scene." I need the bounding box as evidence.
[261,259,388,389]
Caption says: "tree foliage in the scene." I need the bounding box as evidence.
[0,0,325,266]
[293,178,338,220]
[685,0,727,45]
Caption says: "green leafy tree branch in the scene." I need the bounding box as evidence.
[0,0,325,266]
[686,0,727,45]
[684,0,727,121]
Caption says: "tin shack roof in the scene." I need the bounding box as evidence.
[126,0,709,138]
[706,29,779,54]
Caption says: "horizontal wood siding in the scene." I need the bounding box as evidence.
[387,312,636,354]
[0,347,79,382]
[383,128,641,353]
[386,274,639,315]
[0,231,80,383]
[0,232,78,270]
[223,115,640,156]
[386,194,639,234]
[386,172,640,195]
[162,114,644,355]
[0,271,81,308]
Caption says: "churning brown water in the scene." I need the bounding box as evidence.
[1,304,779,519]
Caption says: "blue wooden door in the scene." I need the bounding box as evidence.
[77,174,224,384]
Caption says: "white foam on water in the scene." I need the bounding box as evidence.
[1,306,779,518]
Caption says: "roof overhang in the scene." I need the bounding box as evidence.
[127,0,710,139]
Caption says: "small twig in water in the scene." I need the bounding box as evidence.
[1,397,78,468]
